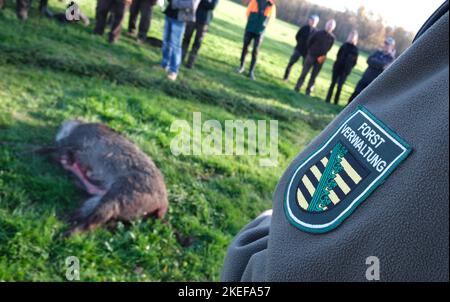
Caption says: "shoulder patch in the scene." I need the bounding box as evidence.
[284,106,412,233]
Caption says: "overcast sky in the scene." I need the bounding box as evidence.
[310,0,445,33]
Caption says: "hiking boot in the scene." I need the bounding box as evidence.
[18,10,28,20]
[186,53,197,69]
[236,66,245,74]
[167,72,178,81]
[108,33,120,44]
[126,31,136,38]
[249,71,256,81]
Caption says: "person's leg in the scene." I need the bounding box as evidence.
[168,18,186,76]
[38,0,52,16]
[186,23,208,68]
[348,79,368,103]
[301,53,307,64]
[128,0,140,35]
[305,61,323,95]
[137,0,153,41]
[109,0,129,43]
[238,31,253,72]
[94,0,112,35]
[16,0,30,20]
[0,0,4,10]
[161,16,172,69]
[38,0,48,9]
[182,21,195,63]
[334,73,348,105]
[249,33,263,79]
[283,49,301,80]
[294,55,314,92]
[326,69,339,103]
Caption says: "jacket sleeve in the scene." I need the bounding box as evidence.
[336,44,344,61]
[269,3,276,20]
[367,52,390,70]
[347,47,359,69]
[221,211,272,281]
[307,31,317,49]
[295,26,306,44]
[325,36,335,53]
[221,12,449,282]
[352,48,359,67]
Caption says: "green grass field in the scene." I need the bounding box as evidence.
[0,0,368,281]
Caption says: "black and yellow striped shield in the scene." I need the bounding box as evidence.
[284,106,412,233]
[296,142,368,212]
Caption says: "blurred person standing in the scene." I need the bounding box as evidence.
[160,0,200,81]
[16,0,52,20]
[348,37,396,103]
[94,0,132,44]
[283,14,319,81]
[294,19,336,95]
[181,0,219,69]
[127,0,157,44]
[325,30,359,105]
[236,0,276,81]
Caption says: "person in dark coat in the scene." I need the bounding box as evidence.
[15,0,52,20]
[182,0,219,69]
[283,14,319,81]
[294,19,336,95]
[325,30,359,104]
[348,37,396,102]
[127,0,157,44]
[94,0,132,44]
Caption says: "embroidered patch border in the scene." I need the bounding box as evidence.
[284,105,412,233]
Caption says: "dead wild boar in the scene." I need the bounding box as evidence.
[53,120,168,236]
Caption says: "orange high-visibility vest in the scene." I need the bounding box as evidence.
[246,0,276,19]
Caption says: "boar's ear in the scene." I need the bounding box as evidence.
[56,120,82,142]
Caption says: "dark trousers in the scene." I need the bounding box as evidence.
[182,21,208,64]
[295,54,324,94]
[94,0,130,43]
[284,48,305,80]
[326,69,349,104]
[16,0,48,17]
[348,78,371,103]
[128,0,154,40]
[240,31,263,73]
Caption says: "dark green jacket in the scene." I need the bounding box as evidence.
[196,0,219,25]
[222,7,449,281]
[245,0,275,35]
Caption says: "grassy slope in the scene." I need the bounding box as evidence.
[0,0,367,281]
